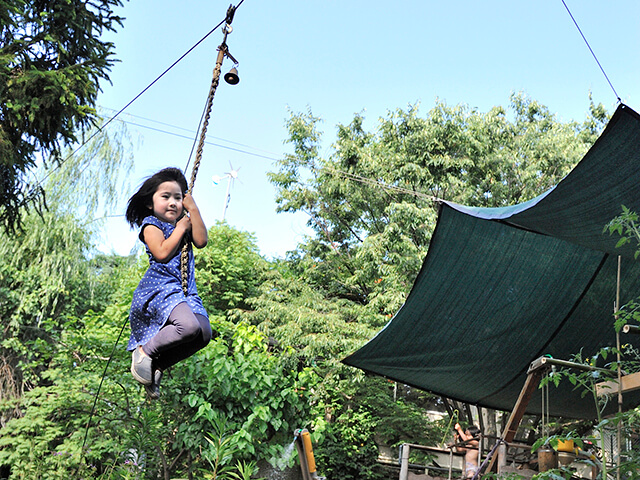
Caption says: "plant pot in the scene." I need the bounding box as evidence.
[537,445,557,472]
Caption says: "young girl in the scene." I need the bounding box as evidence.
[125,167,212,399]
[454,423,481,479]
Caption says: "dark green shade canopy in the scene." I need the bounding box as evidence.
[343,104,640,419]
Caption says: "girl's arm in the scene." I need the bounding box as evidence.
[143,221,190,263]
[183,194,208,248]
[455,424,470,441]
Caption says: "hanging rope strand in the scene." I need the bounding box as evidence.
[180,19,234,294]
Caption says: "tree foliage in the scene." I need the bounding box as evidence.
[256,94,611,478]
[268,94,607,316]
[0,0,126,232]
[0,252,315,480]
[0,119,133,424]
[195,222,269,315]
[0,93,619,480]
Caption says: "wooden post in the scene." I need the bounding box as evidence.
[399,444,410,480]
[486,367,544,473]
[502,369,544,444]
[595,371,640,396]
[498,442,507,472]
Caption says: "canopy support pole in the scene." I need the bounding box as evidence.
[615,255,622,480]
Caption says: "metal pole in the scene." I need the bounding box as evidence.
[222,175,232,220]
[528,356,611,374]
[294,430,311,480]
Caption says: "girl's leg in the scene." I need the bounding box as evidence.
[142,302,206,359]
[155,314,211,370]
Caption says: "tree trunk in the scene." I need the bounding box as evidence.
[155,444,170,480]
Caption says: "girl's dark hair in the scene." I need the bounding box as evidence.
[467,425,481,438]
[125,167,188,227]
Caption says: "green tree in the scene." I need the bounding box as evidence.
[0,259,313,479]
[0,0,126,232]
[195,222,269,315]
[268,94,607,313]
[0,119,133,420]
[257,94,611,479]
[235,254,446,480]
[0,218,314,479]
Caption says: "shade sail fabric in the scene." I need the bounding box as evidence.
[343,104,640,419]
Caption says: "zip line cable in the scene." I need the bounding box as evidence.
[326,168,440,202]
[32,1,619,206]
[88,167,440,227]
[561,0,621,103]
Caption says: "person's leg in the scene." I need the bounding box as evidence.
[142,302,202,359]
[154,313,212,370]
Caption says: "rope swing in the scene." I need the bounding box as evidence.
[82,4,242,454]
[180,4,240,294]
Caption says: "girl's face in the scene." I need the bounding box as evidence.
[151,181,184,224]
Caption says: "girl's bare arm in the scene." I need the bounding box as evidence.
[143,220,190,262]
[183,194,207,248]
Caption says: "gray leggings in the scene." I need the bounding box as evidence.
[141,302,212,371]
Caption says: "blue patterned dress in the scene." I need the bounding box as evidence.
[127,216,208,351]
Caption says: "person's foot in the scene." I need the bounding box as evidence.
[131,346,153,385]
[144,369,163,400]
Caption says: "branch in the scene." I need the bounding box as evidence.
[168,449,186,473]
[154,443,171,480]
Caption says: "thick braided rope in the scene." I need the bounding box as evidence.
[180,44,226,295]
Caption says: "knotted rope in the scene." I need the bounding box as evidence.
[180,16,235,295]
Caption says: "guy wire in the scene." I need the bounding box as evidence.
[81,313,129,453]
[561,0,620,103]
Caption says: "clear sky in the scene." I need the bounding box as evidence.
[95,0,640,258]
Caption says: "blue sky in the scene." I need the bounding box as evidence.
[95,0,640,258]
